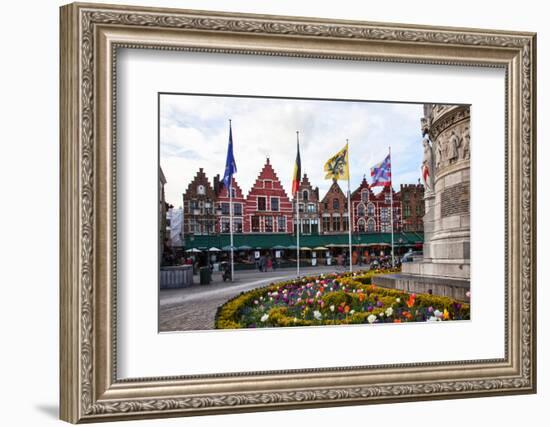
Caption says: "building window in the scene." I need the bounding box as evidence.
[311,219,319,234]
[367,218,376,232]
[385,193,392,204]
[270,197,279,212]
[234,218,243,233]
[265,216,273,232]
[358,218,366,232]
[251,216,260,232]
[257,197,266,211]
[298,203,304,213]
[343,216,349,232]
[221,203,230,215]
[357,203,366,217]
[333,198,340,210]
[367,202,375,216]
[221,218,230,233]
[307,203,316,213]
[324,201,329,210]
[277,216,286,232]
[332,215,340,231]
[302,190,309,201]
[380,207,390,221]
[416,205,423,216]
[322,216,330,232]
[361,189,369,202]
[404,205,411,218]
[303,219,311,234]
[197,184,205,195]
[234,203,242,215]
[230,188,236,198]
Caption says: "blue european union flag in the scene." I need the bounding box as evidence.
[222,122,237,190]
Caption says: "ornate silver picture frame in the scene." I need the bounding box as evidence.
[60,2,536,423]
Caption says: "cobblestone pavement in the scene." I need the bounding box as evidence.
[159,266,342,332]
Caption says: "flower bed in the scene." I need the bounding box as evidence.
[215,270,470,329]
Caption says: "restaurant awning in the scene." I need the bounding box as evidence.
[184,232,423,250]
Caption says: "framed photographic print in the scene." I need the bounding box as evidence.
[60,2,537,423]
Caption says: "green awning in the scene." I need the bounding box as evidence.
[184,232,423,250]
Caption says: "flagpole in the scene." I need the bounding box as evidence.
[346,139,352,273]
[389,146,395,268]
[229,119,235,282]
[296,131,301,278]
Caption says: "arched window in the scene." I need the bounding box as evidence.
[357,203,366,217]
[302,190,309,201]
[367,218,376,232]
[358,218,366,232]
[333,198,340,210]
[367,202,375,217]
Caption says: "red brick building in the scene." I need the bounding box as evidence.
[346,176,404,233]
[400,183,425,232]
[213,176,246,234]
[371,185,402,233]
[244,158,293,233]
[183,168,217,235]
[319,180,349,234]
[350,176,377,233]
[292,174,320,235]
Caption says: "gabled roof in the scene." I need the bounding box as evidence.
[320,180,346,203]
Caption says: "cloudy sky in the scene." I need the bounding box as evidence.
[160,94,425,207]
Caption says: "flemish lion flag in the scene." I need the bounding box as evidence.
[291,133,302,195]
[324,143,349,180]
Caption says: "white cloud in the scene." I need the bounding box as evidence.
[160,94,426,207]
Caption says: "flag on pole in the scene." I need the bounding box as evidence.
[291,132,301,194]
[222,122,237,189]
[324,143,349,180]
[370,154,391,187]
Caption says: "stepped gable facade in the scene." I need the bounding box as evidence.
[292,173,320,235]
[183,168,217,235]
[243,158,293,234]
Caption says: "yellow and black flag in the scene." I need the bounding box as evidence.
[291,131,302,195]
[324,142,349,180]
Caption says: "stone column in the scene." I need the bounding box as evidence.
[392,104,470,299]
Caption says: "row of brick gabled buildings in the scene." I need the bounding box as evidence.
[182,158,424,237]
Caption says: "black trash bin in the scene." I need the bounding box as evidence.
[199,266,211,285]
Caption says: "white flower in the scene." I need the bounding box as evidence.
[379,312,384,317]
[316,291,322,298]
[396,298,401,303]
[293,317,298,323]
[385,307,394,317]
[313,310,322,320]
[367,314,377,324]
[466,291,471,298]
[427,316,442,322]
[350,310,355,315]
[434,309,443,318]
[254,300,259,305]
[329,305,335,312]
[260,314,269,322]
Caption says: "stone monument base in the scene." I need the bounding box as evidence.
[372,272,470,301]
